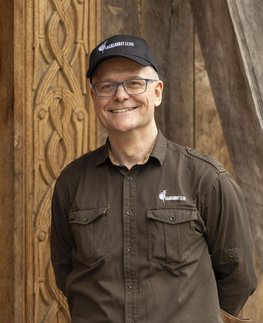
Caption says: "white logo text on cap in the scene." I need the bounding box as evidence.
[98,40,135,53]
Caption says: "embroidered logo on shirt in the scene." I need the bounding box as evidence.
[159,190,186,203]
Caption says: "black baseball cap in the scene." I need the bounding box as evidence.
[86,34,158,80]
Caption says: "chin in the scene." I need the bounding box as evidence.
[108,124,139,134]
[109,122,139,133]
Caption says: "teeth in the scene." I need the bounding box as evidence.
[111,107,135,113]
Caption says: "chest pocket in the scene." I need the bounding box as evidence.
[147,207,198,270]
[69,206,110,267]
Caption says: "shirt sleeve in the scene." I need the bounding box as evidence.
[51,181,74,296]
[202,171,257,316]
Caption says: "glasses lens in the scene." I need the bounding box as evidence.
[93,79,152,97]
[124,79,147,94]
[95,82,116,96]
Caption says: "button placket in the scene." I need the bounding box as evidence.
[127,176,133,182]
[123,172,138,323]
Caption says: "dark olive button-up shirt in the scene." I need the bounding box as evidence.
[51,131,257,323]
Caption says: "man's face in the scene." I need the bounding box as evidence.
[90,57,163,135]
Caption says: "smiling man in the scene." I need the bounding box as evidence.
[51,35,257,323]
[90,56,162,169]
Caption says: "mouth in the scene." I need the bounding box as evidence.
[109,107,137,114]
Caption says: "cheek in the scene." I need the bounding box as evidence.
[144,95,156,112]
[93,102,101,114]
[93,103,106,124]
[93,98,108,115]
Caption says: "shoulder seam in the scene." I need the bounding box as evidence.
[186,147,226,174]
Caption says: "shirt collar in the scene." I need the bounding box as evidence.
[96,139,110,165]
[150,130,167,165]
[96,130,167,166]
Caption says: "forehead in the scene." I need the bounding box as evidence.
[92,57,153,81]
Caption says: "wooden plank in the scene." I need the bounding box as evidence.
[228,0,263,130]
[13,1,102,322]
[190,0,263,257]
[0,0,14,322]
[190,0,263,321]
[227,2,263,320]
[13,0,29,321]
[101,0,195,146]
[142,0,195,146]
[194,33,233,174]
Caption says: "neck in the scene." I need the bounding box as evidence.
[108,127,158,170]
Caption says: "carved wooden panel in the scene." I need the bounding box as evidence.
[14,1,101,322]
[12,1,261,322]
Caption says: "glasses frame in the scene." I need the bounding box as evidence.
[91,78,158,97]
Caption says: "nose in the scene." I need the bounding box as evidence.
[113,83,130,100]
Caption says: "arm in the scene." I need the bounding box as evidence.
[51,183,74,296]
[202,172,257,315]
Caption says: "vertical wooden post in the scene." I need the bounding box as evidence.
[13,1,101,322]
[0,1,14,322]
[101,0,195,146]
[190,0,263,320]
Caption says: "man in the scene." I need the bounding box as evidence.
[51,34,257,323]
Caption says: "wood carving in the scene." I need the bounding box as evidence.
[32,0,100,321]
[11,1,262,322]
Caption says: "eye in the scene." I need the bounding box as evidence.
[97,82,115,93]
[125,79,145,89]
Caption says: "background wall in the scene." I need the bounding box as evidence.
[0,0,262,322]
[101,0,233,170]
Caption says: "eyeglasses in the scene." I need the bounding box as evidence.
[91,78,157,97]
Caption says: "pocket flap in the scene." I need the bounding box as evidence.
[147,208,197,224]
[69,206,109,225]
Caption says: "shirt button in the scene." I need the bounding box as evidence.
[127,176,133,182]
[169,215,175,222]
[128,282,134,289]
[126,210,133,216]
[127,247,132,252]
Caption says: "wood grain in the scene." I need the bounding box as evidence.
[2,0,260,322]
[0,1,14,322]
[190,0,263,321]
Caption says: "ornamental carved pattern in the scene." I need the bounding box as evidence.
[32,1,100,321]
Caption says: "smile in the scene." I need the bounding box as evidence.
[110,107,137,114]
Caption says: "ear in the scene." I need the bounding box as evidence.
[154,80,163,107]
